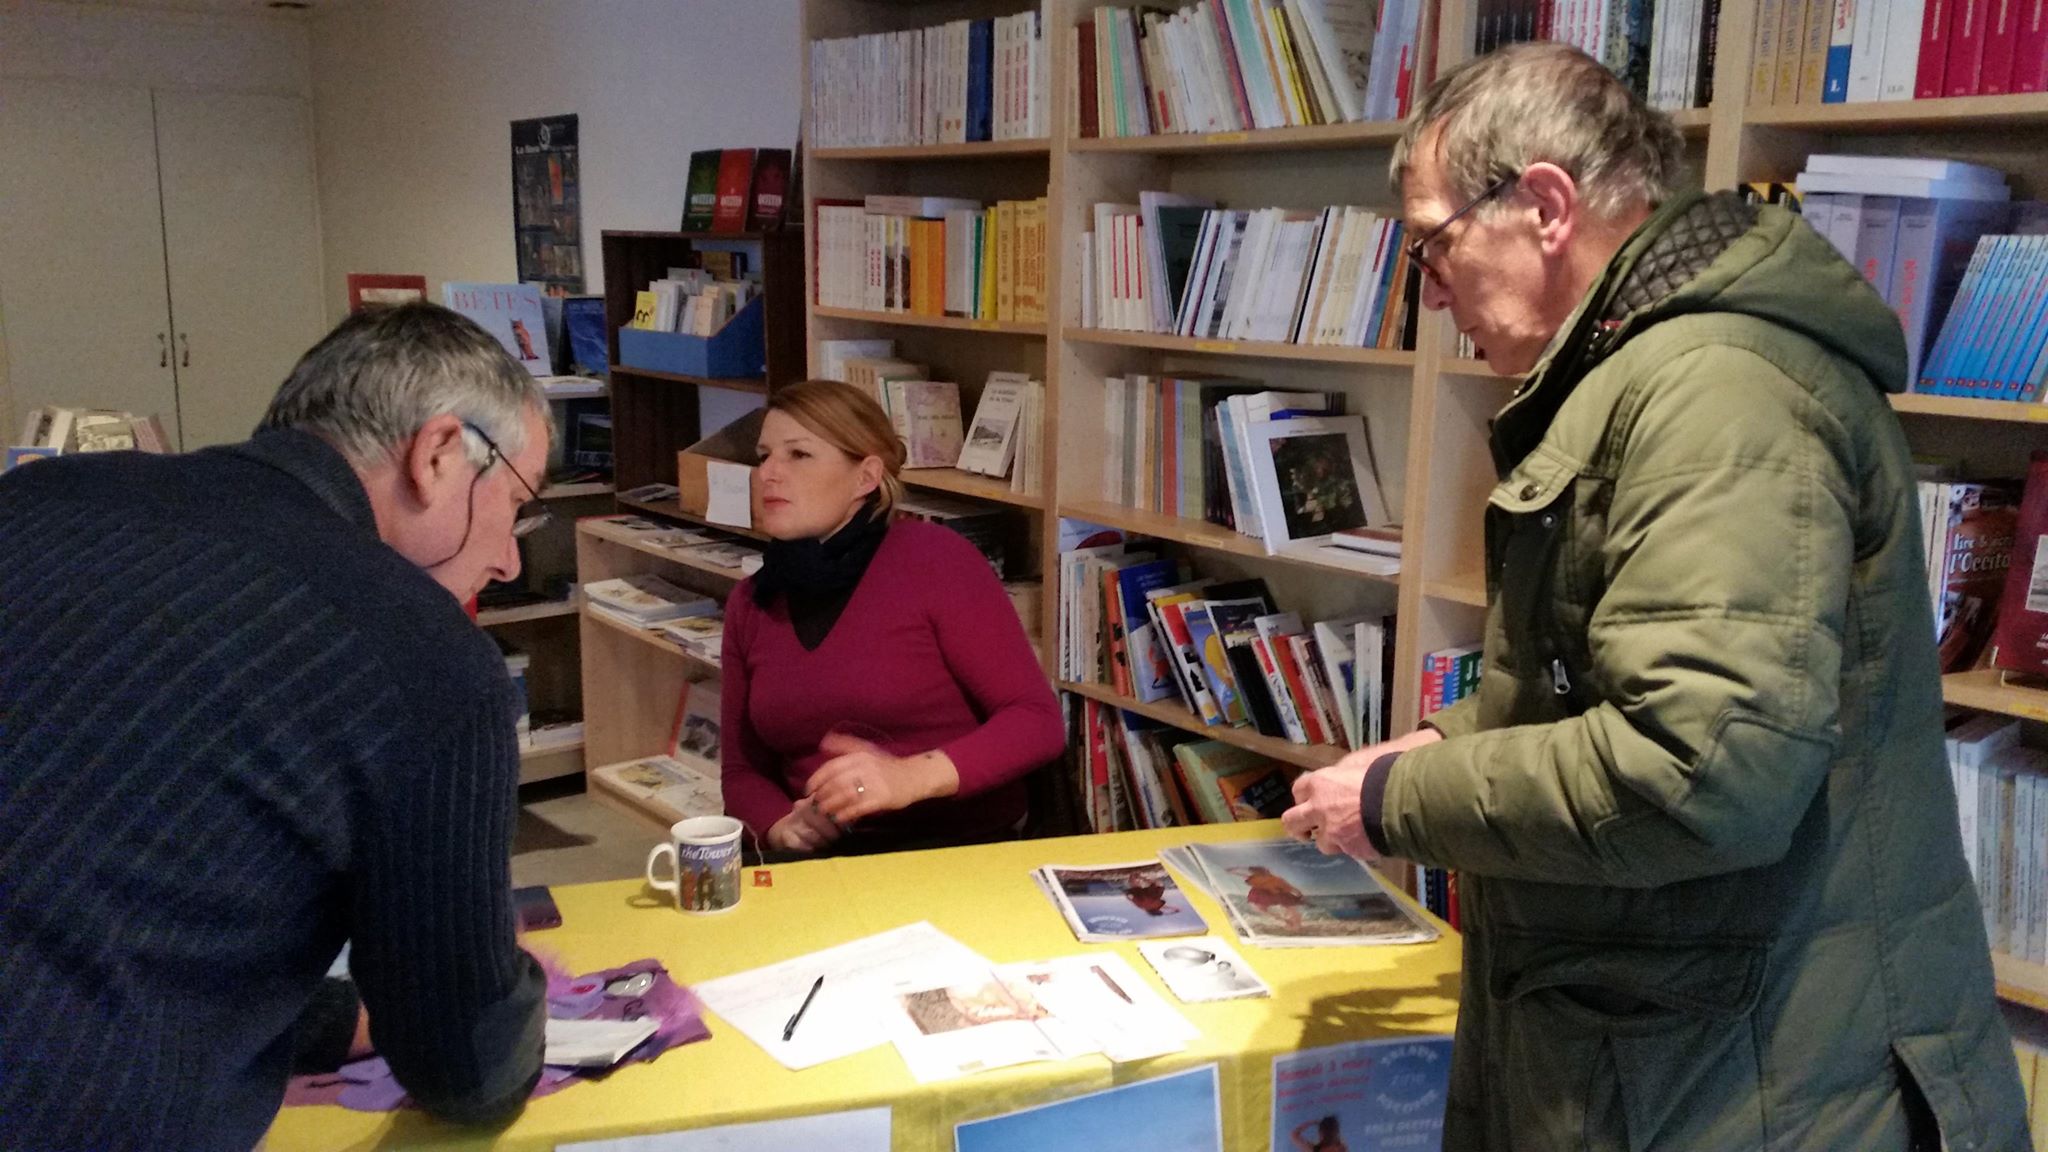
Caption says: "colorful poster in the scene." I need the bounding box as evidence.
[954,1064,1222,1152]
[1271,1035,1455,1152]
[511,113,583,296]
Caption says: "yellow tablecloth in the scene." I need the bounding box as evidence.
[263,820,1462,1151]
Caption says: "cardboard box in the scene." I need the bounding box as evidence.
[677,408,765,529]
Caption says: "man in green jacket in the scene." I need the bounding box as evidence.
[1282,42,2029,1151]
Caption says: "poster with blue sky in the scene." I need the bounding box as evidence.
[954,1064,1222,1152]
[1271,1036,1454,1152]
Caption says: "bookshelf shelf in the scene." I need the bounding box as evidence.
[902,467,1045,508]
[812,305,1048,336]
[1441,357,1501,378]
[1888,393,2048,423]
[1070,119,1407,154]
[1423,575,1488,608]
[578,518,754,582]
[1742,92,2048,132]
[539,481,614,500]
[581,607,721,676]
[1057,499,1402,585]
[479,599,579,626]
[1065,327,1419,368]
[518,739,585,785]
[614,496,771,542]
[586,768,691,837]
[1993,951,2048,1012]
[812,139,1051,161]
[1941,669,2048,723]
[1670,107,1712,134]
[1061,680,1344,770]
[608,363,770,393]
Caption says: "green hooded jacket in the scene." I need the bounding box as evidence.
[1377,191,2031,1150]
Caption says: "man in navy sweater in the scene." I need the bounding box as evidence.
[0,304,552,1149]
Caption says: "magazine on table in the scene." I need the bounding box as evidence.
[1186,838,1437,947]
[1032,861,1209,942]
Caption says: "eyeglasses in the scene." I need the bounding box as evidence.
[1404,172,1520,287]
[462,421,552,538]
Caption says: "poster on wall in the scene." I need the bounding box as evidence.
[1271,1035,1455,1152]
[511,113,584,297]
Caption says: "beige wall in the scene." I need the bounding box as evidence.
[307,0,803,318]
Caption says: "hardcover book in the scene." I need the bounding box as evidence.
[681,149,722,231]
[1993,453,2048,678]
[710,148,758,234]
[441,282,551,376]
[746,148,792,231]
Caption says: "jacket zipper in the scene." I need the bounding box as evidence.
[1550,658,1572,696]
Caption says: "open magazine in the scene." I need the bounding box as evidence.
[1032,861,1209,942]
[1186,838,1437,947]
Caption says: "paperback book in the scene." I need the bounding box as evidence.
[1032,861,1209,942]
[1186,838,1437,947]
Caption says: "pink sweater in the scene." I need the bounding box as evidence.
[720,519,1064,849]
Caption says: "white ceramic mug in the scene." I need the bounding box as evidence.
[646,815,744,913]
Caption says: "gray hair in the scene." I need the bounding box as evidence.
[1390,43,1684,220]
[260,302,553,470]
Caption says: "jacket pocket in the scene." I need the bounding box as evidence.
[1486,449,1592,715]
[1490,932,1767,1152]
[1891,1033,2001,1152]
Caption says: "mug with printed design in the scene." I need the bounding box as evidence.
[646,815,743,913]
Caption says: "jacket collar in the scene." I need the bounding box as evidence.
[226,428,379,535]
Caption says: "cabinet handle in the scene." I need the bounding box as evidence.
[158,333,168,367]
[179,333,190,368]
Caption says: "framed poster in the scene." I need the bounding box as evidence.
[511,113,584,296]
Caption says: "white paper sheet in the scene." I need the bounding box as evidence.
[1138,936,1273,1003]
[703,460,753,528]
[543,1016,660,1068]
[693,922,992,1071]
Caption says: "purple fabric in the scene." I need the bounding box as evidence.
[281,959,708,1113]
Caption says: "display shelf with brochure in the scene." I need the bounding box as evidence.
[589,679,725,835]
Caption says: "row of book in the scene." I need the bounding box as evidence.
[1059,529,1398,749]
[817,341,1046,491]
[1073,697,1296,833]
[1073,0,1423,138]
[1415,642,1482,928]
[1921,478,2017,675]
[1945,715,2048,964]
[586,512,766,577]
[813,195,1050,324]
[628,263,759,338]
[680,147,795,233]
[1917,234,2048,400]
[1081,197,1418,351]
[1475,0,1720,111]
[9,406,171,470]
[1754,0,2048,107]
[1100,380,1399,564]
[807,12,1049,148]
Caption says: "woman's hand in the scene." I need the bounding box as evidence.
[766,801,844,855]
[804,732,959,825]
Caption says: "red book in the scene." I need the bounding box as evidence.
[1947,0,1993,95]
[1268,631,1329,745]
[345,272,427,312]
[1919,0,1957,97]
[1078,18,1099,138]
[1980,0,2021,91]
[710,148,757,234]
[1934,482,2021,671]
[2016,0,2048,90]
[1993,453,2048,678]
[745,148,791,231]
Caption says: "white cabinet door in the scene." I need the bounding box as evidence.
[0,80,180,444]
[155,89,325,450]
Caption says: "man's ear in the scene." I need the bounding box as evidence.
[403,414,470,509]
[1518,162,1579,258]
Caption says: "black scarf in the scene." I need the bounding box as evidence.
[750,500,890,649]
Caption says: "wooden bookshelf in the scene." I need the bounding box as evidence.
[518,739,585,785]
[479,598,579,626]
[1889,393,2048,423]
[538,481,614,500]
[1061,680,1344,770]
[614,496,771,542]
[578,517,755,582]
[812,139,1051,161]
[1941,670,2048,724]
[608,364,770,394]
[1065,327,1420,368]
[1068,119,1406,154]
[582,607,722,677]
[1440,357,1500,378]
[1993,951,2048,1012]
[811,305,1048,336]
[1741,92,2048,132]
[902,467,1045,508]
[1057,499,1403,585]
[1423,575,1488,608]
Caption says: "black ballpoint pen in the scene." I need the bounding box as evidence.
[783,974,825,1041]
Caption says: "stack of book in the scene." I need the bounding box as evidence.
[808,11,1049,148]
[10,406,171,470]
[1101,382,1397,563]
[1915,230,2048,399]
[898,491,1012,575]
[1942,715,2048,962]
[583,575,720,630]
[1749,0,2047,107]
[653,613,725,664]
[1419,644,1483,716]
[1072,0,1425,138]
[813,195,1049,324]
[1081,198,1416,352]
[680,148,794,232]
[1797,155,2029,383]
[1059,541,1397,749]
[1072,695,1297,831]
[590,682,725,823]
[630,266,760,338]
[1474,0,1719,109]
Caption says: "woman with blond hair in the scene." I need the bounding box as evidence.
[720,379,1063,858]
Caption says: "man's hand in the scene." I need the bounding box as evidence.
[765,801,844,855]
[1282,728,1445,858]
[804,732,959,825]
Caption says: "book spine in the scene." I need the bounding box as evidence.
[1980,0,2021,91]
[1253,634,1310,742]
[2014,0,2048,90]
[1826,0,1860,99]
[1948,0,1992,93]
[1918,0,1957,93]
